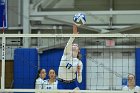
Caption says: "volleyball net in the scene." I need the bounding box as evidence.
[0,34,140,92]
[0,89,135,93]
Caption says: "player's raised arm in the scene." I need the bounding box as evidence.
[63,25,79,55]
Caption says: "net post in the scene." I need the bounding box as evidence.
[1,14,6,89]
[1,34,6,89]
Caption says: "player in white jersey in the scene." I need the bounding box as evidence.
[35,69,46,89]
[58,25,83,90]
[43,69,58,90]
[122,74,140,92]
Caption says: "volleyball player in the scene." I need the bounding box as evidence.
[58,25,83,90]
[122,74,140,92]
[43,69,58,90]
[35,68,46,89]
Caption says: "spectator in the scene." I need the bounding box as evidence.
[122,74,140,92]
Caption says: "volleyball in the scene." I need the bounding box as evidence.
[73,13,86,26]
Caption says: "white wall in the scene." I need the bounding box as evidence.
[86,51,135,90]
[54,0,74,8]
[112,52,135,89]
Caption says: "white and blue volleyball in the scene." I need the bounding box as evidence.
[73,13,86,26]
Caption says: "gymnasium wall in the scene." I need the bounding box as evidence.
[86,50,135,90]
[12,48,138,90]
[0,60,13,88]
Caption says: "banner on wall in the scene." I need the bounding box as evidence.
[0,0,7,28]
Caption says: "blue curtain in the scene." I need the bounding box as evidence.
[40,48,86,90]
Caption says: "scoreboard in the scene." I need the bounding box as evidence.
[0,0,7,28]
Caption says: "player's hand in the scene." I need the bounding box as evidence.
[73,25,79,34]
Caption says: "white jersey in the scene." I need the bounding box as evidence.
[58,55,83,81]
[123,86,140,92]
[35,78,44,89]
[43,79,58,90]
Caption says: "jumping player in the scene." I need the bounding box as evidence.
[58,25,83,90]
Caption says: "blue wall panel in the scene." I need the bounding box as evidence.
[14,48,38,89]
[135,48,140,86]
[40,48,86,90]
